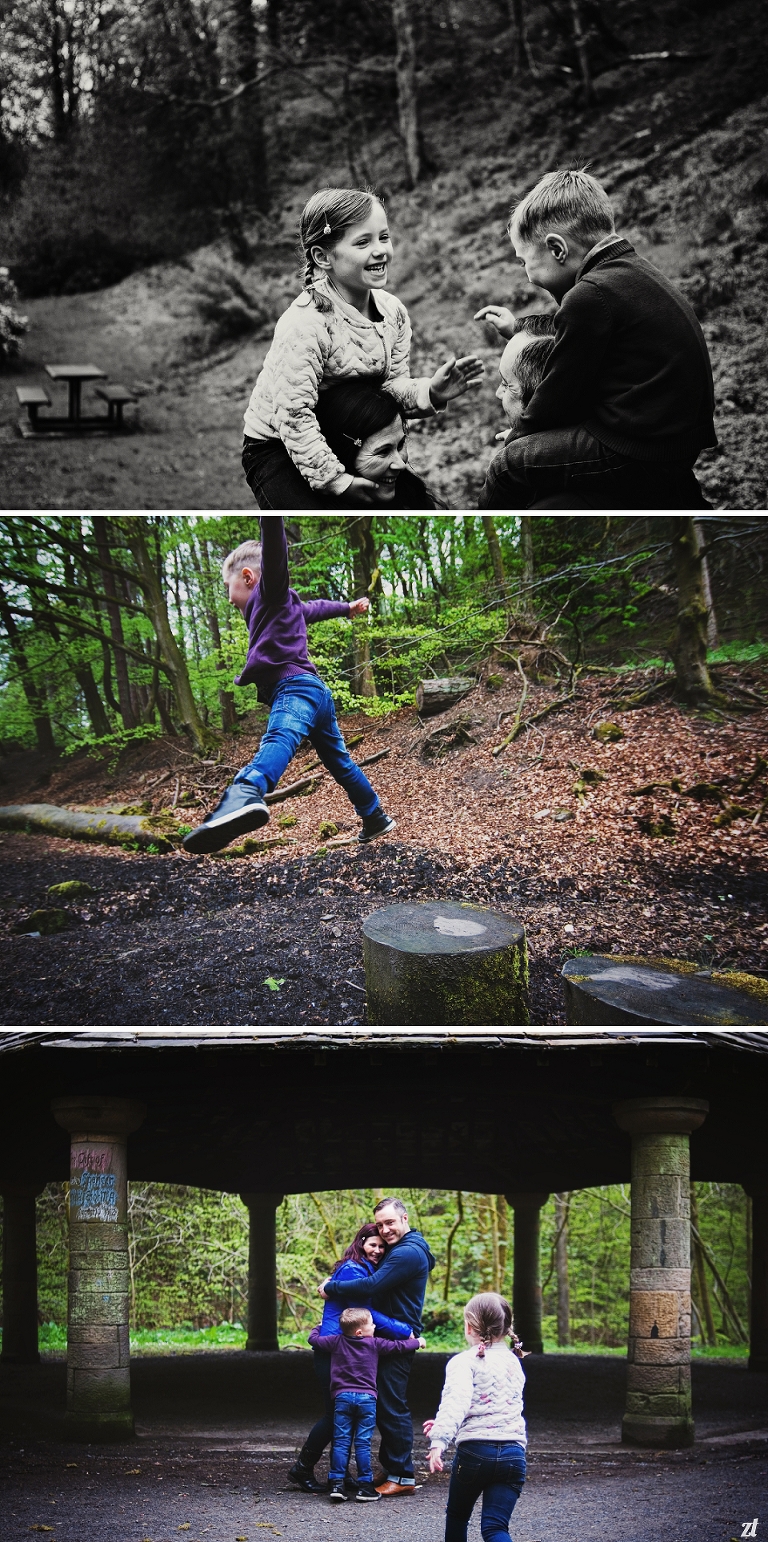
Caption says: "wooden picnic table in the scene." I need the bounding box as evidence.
[44,363,107,422]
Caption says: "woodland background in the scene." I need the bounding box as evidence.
[1,514,767,761]
[0,1181,753,1356]
[0,0,767,508]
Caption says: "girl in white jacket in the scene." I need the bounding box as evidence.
[242,186,484,509]
[424,1293,528,1542]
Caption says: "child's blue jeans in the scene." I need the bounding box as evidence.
[445,1440,526,1542]
[329,1390,377,1483]
[233,674,380,817]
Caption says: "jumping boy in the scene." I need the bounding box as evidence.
[308,1308,424,1503]
[183,517,395,855]
[476,169,716,509]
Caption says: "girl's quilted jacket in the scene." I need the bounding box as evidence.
[243,277,436,494]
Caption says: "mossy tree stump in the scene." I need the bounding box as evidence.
[363,900,528,1026]
[562,955,768,1026]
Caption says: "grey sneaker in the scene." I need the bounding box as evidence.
[358,809,396,844]
[182,785,269,855]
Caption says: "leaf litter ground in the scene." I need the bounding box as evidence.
[0,665,766,1027]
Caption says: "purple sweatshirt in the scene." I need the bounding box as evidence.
[234,516,350,696]
[308,1326,420,1398]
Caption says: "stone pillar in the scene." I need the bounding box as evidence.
[505,1192,549,1354]
[614,1097,708,1449]
[52,1096,145,1439]
[1,1182,44,1364]
[745,1181,768,1373]
[240,1193,284,1352]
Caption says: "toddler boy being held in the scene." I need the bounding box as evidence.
[308,1309,424,1502]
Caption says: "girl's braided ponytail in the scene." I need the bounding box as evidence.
[464,1292,529,1360]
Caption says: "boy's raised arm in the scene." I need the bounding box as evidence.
[258,515,290,605]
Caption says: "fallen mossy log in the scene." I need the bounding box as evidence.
[0,803,178,851]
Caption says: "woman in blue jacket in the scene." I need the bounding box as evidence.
[289,1223,411,1492]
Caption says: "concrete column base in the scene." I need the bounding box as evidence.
[64,1410,135,1441]
[245,1336,280,1352]
[622,1413,695,1449]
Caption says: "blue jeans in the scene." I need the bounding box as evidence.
[233,674,380,817]
[445,1441,527,1542]
[376,1348,416,1480]
[329,1391,377,1483]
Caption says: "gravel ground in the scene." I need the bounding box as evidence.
[2,1353,767,1542]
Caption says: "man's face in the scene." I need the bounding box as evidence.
[496,333,533,428]
[376,1205,409,1245]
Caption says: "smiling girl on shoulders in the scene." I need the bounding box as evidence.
[242,187,483,509]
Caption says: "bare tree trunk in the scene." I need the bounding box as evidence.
[498,1195,508,1294]
[0,586,56,755]
[443,1191,464,1302]
[554,1192,571,1346]
[229,0,270,210]
[195,539,237,731]
[669,517,721,703]
[93,519,137,729]
[569,0,594,105]
[482,516,508,607]
[490,1196,501,1293]
[391,0,423,188]
[690,1184,717,1346]
[121,521,216,754]
[506,0,535,73]
[694,519,718,648]
[347,516,378,699]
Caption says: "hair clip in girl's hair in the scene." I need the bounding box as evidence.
[343,432,363,447]
[323,220,332,235]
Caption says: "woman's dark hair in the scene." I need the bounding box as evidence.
[334,1222,386,1272]
[315,377,405,475]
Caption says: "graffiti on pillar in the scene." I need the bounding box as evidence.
[70,1149,119,1221]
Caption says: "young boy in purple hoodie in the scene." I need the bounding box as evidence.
[183,516,395,855]
[309,1308,424,1502]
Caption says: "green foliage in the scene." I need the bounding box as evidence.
[0,267,28,360]
[0,1181,752,1355]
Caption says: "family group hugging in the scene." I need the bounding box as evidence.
[241,167,716,512]
[287,1195,529,1542]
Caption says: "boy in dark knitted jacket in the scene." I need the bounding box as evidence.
[183,516,395,855]
[476,169,715,510]
[309,1308,424,1502]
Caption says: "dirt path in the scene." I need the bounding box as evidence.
[1,672,765,1026]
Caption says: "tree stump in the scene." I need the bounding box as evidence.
[363,900,528,1026]
[416,678,474,716]
[562,955,768,1026]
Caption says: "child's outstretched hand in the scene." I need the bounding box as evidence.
[422,1418,435,1436]
[427,1448,444,1474]
[349,597,370,617]
[474,305,517,339]
[429,355,485,405]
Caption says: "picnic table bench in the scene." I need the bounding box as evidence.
[16,385,52,427]
[15,364,138,435]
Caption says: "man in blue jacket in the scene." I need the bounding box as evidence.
[322,1197,435,1496]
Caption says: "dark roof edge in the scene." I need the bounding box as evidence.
[1,1028,767,1053]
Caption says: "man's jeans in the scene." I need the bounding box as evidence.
[445,1440,527,1542]
[376,1349,416,1481]
[234,674,380,817]
[478,424,709,510]
[329,1391,377,1483]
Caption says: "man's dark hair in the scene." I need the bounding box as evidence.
[373,1196,408,1217]
[511,313,557,339]
[513,336,555,407]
